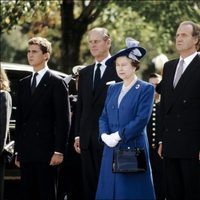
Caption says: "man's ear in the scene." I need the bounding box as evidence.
[44,52,50,61]
[107,38,112,48]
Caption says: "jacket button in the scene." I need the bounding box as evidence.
[177,128,181,132]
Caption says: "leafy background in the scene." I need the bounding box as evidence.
[1,0,200,79]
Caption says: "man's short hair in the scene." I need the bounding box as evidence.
[28,37,52,54]
[88,27,111,41]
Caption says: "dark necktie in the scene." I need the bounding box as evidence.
[173,59,184,88]
[93,63,101,92]
[31,72,38,94]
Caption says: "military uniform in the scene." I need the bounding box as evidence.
[147,102,165,200]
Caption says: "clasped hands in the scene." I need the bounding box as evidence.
[101,132,121,147]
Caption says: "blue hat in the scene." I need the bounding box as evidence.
[106,37,146,66]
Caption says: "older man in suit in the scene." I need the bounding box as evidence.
[15,37,70,200]
[158,21,200,200]
[74,27,121,200]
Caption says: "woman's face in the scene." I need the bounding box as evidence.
[115,56,136,81]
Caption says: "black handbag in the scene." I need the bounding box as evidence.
[112,142,147,173]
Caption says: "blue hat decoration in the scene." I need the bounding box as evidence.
[106,37,146,66]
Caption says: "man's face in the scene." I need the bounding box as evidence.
[88,31,110,61]
[176,24,197,54]
[27,44,48,69]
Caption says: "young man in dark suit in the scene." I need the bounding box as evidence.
[73,27,121,200]
[158,21,200,200]
[15,37,70,200]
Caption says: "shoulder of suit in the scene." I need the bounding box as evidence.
[48,70,63,81]
[78,64,94,77]
[164,58,178,66]
[19,74,32,83]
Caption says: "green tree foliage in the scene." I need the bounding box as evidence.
[1,0,199,75]
[0,0,49,34]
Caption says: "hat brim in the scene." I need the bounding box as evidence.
[106,46,146,66]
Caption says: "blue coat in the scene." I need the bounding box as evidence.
[96,80,155,200]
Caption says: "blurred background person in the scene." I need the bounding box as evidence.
[0,65,12,200]
[147,72,165,200]
[152,53,168,75]
[57,65,85,200]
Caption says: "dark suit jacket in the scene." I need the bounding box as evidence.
[159,54,200,158]
[75,63,120,149]
[15,70,70,163]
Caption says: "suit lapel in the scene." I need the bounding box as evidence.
[87,64,95,99]
[24,71,51,119]
[21,76,32,119]
[93,65,114,101]
[31,70,51,102]
[166,55,200,113]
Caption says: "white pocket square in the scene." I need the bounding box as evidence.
[106,81,116,85]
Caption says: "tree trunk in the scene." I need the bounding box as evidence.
[61,0,88,73]
[61,0,110,73]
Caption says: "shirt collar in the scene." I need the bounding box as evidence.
[180,52,198,67]
[33,66,49,77]
[95,54,111,67]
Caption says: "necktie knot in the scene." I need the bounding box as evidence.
[31,72,38,94]
[97,63,101,69]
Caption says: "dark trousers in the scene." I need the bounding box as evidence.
[0,155,5,200]
[20,162,58,200]
[150,148,165,200]
[164,157,200,200]
[57,143,83,200]
[81,143,103,200]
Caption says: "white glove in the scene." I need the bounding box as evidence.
[110,131,121,142]
[101,132,120,148]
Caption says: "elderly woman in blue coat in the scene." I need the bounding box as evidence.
[96,38,155,200]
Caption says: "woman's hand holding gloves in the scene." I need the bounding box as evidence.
[101,132,121,147]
